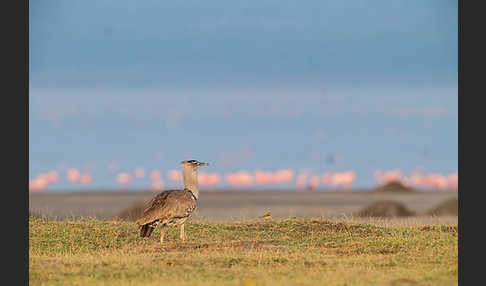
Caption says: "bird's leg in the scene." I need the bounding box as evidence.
[160,225,167,244]
[180,224,185,241]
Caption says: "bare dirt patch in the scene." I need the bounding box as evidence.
[235,220,380,235]
[419,225,457,233]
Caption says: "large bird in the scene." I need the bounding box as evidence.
[136,160,208,244]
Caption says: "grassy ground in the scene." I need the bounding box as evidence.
[29,217,457,286]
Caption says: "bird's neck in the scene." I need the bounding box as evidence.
[182,167,199,199]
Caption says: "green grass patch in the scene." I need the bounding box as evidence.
[29,217,457,286]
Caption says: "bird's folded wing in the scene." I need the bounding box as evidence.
[136,190,196,226]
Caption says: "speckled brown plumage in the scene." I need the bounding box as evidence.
[136,188,197,236]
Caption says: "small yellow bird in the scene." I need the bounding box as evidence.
[260,212,271,220]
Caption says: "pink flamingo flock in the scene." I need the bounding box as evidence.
[29,167,458,192]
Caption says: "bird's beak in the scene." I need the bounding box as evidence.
[200,162,209,166]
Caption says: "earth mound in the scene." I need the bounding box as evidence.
[112,200,146,221]
[371,181,416,193]
[355,200,415,218]
[426,198,458,216]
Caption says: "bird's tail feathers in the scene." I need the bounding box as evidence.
[140,224,155,237]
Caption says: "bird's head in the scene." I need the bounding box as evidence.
[181,159,209,169]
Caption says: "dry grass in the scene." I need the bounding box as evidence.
[29,217,457,286]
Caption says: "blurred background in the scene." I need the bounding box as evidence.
[29,1,457,221]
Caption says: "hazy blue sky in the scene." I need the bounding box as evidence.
[29,0,457,190]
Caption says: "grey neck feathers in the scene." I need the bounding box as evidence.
[182,166,199,199]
